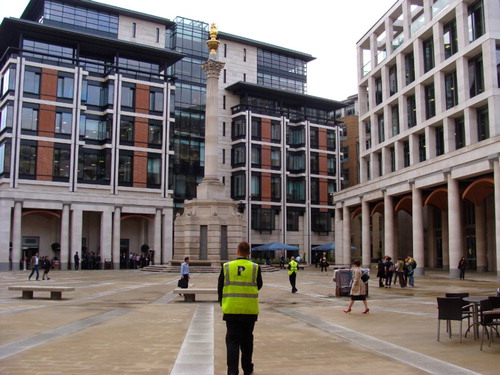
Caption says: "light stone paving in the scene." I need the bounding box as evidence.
[0,268,499,374]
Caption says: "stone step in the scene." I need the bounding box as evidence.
[141,264,280,273]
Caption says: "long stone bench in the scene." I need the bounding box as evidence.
[9,285,75,300]
[173,287,218,302]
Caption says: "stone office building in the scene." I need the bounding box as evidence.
[0,0,345,270]
[333,0,500,279]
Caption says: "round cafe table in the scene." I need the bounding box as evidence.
[464,296,489,339]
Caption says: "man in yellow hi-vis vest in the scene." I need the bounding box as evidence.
[218,241,263,375]
[288,256,298,293]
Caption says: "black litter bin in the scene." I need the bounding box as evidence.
[104,259,112,270]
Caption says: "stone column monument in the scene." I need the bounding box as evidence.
[173,24,246,265]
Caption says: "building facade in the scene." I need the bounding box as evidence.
[0,0,344,270]
[334,0,500,278]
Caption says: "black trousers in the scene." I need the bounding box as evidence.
[226,320,255,375]
[289,272,297,292]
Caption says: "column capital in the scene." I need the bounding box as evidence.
[201,59,225,78]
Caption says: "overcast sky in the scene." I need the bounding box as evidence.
[0,0,396,101]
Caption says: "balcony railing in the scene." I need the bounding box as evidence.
[411,14,425,36]
[432,0,449,18]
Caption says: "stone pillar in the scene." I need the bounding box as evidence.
[200,59,225,185]
[427,207,436,268]
[442,212,449,270]
[343,205,351,266]
[0,201,13,270]
[475,203,487,272]
[384,192,394,259]
[12,201,23,271]
[494,160,500,281]
[61,204,70,269]
[154,209,161,265]
[112,206,121,269]
[361,199,371,267]
[100,210,112,269]
[163,208,173,263]
[448,176,463,278]
[412,185,425,276]
[71,209,83,270]
[334,206,343,265]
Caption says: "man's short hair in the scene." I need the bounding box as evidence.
[237,241,250,256]
[184,256,189,262]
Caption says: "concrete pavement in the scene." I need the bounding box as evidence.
[1,267,499,374]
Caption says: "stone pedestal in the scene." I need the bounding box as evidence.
[174,181,246,263]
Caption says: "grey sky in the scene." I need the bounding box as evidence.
[0,0,396,101]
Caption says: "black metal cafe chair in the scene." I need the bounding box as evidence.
[437,297,468,343]
[479,299,500,350]
[445,293,473,329]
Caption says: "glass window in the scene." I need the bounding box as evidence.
[121,84,135,108]
[435,125,444,156]
[53,146,70,179]
[0,102,14,131]
[443,19,458,59]
[271,148,281,169]
[310,127,318,149]
[251,145,261,166]
[232,144,245,166]
[57,75,74,99]
[78,149,111,183]
[271,120,281,142]
[310,152,319,174]
[418,133,426,162]
[271,175,281,200]
[287,152,305,173]
[375,76,383,105]
[287,126,305,147]
[251,208,275,231]
[231,173,245,199]
[250,173,260,197]
[147,155,161,187]
[287,177,305,202]
[81,80,113,107]
[403,140,410,167]
[377,114,385,143]
[148,120,162,145]
[310,178,319,203]
[23,69,40,95]
[407,95,417,127]
[391,105,400,136]
[118,152,133,185]
[251,117,261,140]
[477,105,489,141]
[55,111,72,134]
[389,65,398,96]
[0,141,11,176]
[455,117,465,149]
[468,0,485,42]
[425,83,436,119]
[327,155,336,175]
[1,65,16,96]
[19,143,37,176]
[405,52,415,85]
[390,147,395,172]
[469,54,484,98]
[423,37,435,73]
[21,106,39,131]
[232,116,246,139]
[149,89,164,112]
[287,210,300,231]
[120,117,134,143]
[80,115,111,141]
[327,130,336,151]
[445,70,458,109]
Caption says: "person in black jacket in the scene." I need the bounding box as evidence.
[377,258,385,287]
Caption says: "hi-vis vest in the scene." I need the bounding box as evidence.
[288,260,298,275]
[222,259,259,315]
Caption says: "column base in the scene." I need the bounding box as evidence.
[414,268,425,276]
[476,266,488,273]
[449,268,461,278]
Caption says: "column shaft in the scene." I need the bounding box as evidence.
[334,206,343,265]
[61,205,70,269]
[448,176,463,278]
[12,202,22,271]
[384,193,394,259]
[361,199,371,267]
[475,203,487,272]
[343,205,351,265]
[113,207,121,269]
[412,186,425,276]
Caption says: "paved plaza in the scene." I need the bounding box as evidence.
[1,267,499,374]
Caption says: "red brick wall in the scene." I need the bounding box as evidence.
[36,141,53,181]
[261,172,271,201]
[39,104,55,137]
[134,117,149,147]
[40,68,57,101]
[261,118,271,142]
[136,84,149,115]
[133,151,147,188]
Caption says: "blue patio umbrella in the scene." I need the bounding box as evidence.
[312,242,357,251]
[252,242,299,251]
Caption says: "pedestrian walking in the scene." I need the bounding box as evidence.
[344,260,369,314]
[319,255,329,275]
[74,252,80,270]
[458,256,467,280]
[28,252,40,281]
[218,241,263,375]
[42,256,51,280]
[288,256,298,293]
[376,257,385,287]
[179,256,190,288]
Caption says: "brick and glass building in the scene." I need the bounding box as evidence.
[0,0,344,270]
[333,0,500,278]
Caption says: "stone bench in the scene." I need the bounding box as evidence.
[173,287,218,302]
[9,285,75,300]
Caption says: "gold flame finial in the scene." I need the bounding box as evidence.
[206,23,220,55]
